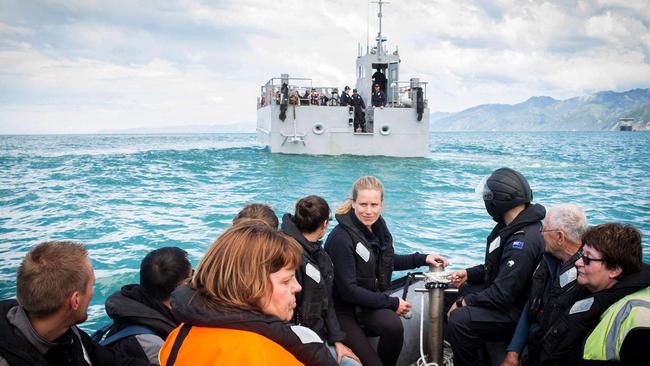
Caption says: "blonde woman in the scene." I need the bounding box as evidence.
[324,176,448,366]
[159,221,336,366]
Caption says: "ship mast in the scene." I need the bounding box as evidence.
[372,0,389,57]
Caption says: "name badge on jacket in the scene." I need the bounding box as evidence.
[305,263,321,283]
[356,242,370,262]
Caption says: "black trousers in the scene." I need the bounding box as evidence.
[353,111,365,131]
[336,308,403,366]
[446,305,515,366]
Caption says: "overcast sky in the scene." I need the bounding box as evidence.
[1,0,649,134]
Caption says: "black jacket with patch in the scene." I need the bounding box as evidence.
[464,203,546,322]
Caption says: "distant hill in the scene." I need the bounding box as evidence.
[98,122,255,134]
[430,88,650,131]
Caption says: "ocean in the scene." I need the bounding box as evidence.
[1,131,649,332]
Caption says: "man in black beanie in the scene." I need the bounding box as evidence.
[446,167,546,366]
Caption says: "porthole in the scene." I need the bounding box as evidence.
[380,125,391,135]
[313,123,325,135]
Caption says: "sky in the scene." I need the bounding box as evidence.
[1,0,649,134]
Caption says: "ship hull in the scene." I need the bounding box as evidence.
[257,105,430,157]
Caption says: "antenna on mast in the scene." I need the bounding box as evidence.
[366,1,370,53]
[371,0,389,55]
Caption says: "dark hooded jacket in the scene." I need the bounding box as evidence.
[533,264,650,366]
[168,285,337,366]
[281,214,346,345]
[325,209,428,312]
[103,284,179,364]
[0,299,149,366]
[464,203,546,322]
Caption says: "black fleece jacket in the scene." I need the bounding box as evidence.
[325,210,428,311]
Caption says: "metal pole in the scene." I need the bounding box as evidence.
[427,265,444,365]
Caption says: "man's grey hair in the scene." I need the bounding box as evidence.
[547,204,588,243]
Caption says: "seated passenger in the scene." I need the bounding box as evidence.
[0,241,148,366]
[281,195,361,366]
[325,176,448,366]
[102,247,192,364]
[159,222,336,365]
[448,168,546,366]
[233,202,279,229]
[501,204,588,366]
[534,223,650,365]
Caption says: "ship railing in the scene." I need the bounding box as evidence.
[258,76,345,108]
[387,80,428,109]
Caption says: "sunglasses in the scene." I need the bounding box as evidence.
[581,255,605,266]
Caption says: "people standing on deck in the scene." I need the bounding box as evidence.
[350,89,366,132]
[101,247,192,364]
[325,176,449,366]
[340,86,352,107]
[159,222,337,366]
[281,195,361,366]
[371,83,387,108]
[447,167,546,366]
[533,223,650,365]
[0,241,149,366]
[500,204,587,366]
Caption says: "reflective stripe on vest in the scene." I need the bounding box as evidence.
[583,287,650,361]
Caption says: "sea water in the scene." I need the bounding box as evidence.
[1,131,649,331]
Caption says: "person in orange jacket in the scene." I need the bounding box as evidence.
[159,220,336,366]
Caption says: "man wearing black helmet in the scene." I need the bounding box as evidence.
[446,167,546,366]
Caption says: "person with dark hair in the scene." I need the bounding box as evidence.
[159,221,336,365]
[340,86,352,107]
[0,241,149,366]
[100,247,192,364]
[233,202,279,229]
[533,223,650,365]
[447,167,546,366]
[501,204,588,366]
[371,83,386,108]
[281,195,361,366]
[325,176,448,366]
[350,89,366,132]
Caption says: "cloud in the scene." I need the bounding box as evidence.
[1,0,649,133]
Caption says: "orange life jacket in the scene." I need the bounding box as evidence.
[159,324,304,366]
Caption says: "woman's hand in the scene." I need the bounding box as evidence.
[425,253,449,268]
[396,297,412,316]
[334,342,360,365]
[500,351,520,366]
[449,269,467,288]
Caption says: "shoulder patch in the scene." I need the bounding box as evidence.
[569,297,594,315]
[559,267,577,288]
[512,241,524,250]
[488,237,501,253]
[305,263,321,283]
[290,325,323,344]
[356,242,370,262]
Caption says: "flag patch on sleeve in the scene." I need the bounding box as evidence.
[512,241,525,250]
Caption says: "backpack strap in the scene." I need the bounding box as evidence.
[99,325,158,346]
[90,323,113,343]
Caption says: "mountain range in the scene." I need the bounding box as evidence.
[430,88,650,131]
